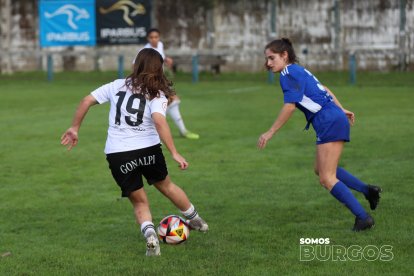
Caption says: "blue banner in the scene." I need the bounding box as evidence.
[39,0,96,47]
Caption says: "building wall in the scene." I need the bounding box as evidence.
[1,0,39,73]
[1,0,413,73]
[156,0,414,71]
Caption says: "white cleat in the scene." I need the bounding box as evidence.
[146,234,160,256]
[186,217,209,232]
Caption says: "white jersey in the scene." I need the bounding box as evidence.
[143,41,165,59]
[91,79,168,154]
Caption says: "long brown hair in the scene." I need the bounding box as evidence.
[126,48,175,100]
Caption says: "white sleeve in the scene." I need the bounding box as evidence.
[158,42,165,59]
[149,95,168,117]
[91,83,111,104]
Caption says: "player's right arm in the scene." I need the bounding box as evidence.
[324,85,355,126]
[61,95,97,151]
[257,103,296,149]
[257,73,302,149]
[152,113,188,170]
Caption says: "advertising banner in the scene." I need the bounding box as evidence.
[96,0,151,45]
[39,0,96,47]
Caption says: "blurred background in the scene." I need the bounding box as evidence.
[1,2,414,274]
[0,0,413,75]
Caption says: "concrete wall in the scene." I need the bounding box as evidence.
[1,0,39,73]
[1,0,413,73]
[156,0,414,71]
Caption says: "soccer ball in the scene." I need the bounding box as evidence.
[157,215,189,244]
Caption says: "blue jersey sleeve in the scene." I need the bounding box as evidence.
[280,72,304,103]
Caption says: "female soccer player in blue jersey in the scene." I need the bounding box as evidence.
[257,38,382,231]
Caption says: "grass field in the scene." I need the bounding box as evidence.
[1,71,414,275]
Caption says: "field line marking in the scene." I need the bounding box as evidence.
[227,86,261,94]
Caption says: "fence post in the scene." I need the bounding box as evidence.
[349,53,356,85]
[268,70,275,84]
[399,0,407,71]
[192,54,199,83]
[270,0,276,37]
[118,55,124,79]
[333,0,342,70]
[47,54,53,82]
[94,49,101,71]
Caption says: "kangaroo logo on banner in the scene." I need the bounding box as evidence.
[96,0,151,45]
[99,1,146,26]
[39,0,96,47]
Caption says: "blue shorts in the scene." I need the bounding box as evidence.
[311,102,350,145]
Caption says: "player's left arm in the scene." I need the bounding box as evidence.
[324,85,355,126]
[61,95,98,150]
[257,103,296,149]
[152,112,188,170]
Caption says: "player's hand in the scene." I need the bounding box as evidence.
[165,57,174,68]
[257,130,274,149]
[343,109,355,126]
[172,152,188,170]
[61,127,79,151]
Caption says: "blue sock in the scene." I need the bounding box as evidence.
[337,167,369,195]
[330,181,369,220]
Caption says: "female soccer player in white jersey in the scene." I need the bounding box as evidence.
[257,38,382,231]
[143,28,200,140]
[61,48,208,256]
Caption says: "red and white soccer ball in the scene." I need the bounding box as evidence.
[157,215,190,244]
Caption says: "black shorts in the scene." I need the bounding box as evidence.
[106,144,168,197]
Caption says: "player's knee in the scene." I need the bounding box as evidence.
[129,190,148,205]
[134,199,149,209]
[164,182,179,196]
[155,178,174,194]
[318,175,334,189]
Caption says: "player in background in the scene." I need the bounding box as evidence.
[257,38,382,231]
[61,49,208,256]
[143,28,200,140]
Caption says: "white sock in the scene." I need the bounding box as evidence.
[181,204,199,220]
[141,221,156,238]
[167,100,187,135]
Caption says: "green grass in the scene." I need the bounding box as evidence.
[1,71,413,275]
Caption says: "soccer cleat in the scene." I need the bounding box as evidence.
[364,185,382,210]
[352,215,375,232]
[186,217,209,232]
[182,131,200,140]
[145,234,160,256]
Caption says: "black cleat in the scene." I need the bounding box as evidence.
[352,215,375,232]
[364,185,382,210]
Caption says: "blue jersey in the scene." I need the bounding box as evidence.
[280,64,333,122]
